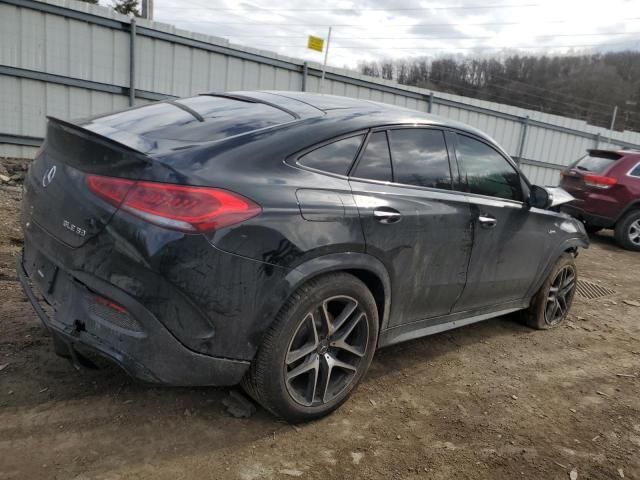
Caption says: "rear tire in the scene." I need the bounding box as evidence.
[522,253,577,330]
[242,273,379,423]
[614,210,640,251]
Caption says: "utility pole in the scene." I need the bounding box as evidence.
[141,0,154,20]
[608,105,618,143]
[319,26,332,94]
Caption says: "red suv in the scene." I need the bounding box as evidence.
[560,149,640,251]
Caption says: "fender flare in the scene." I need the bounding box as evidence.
[262,252,393,337]
[616,200,640,222]
[525,236,589,299]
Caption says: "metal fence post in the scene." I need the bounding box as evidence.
[516,115,530,164]
[128,18,136,107]
[594,133,601,149]
[302,62,308,92]
[427,92,433,113]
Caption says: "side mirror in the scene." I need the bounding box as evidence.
[527,185,575,210]
[528,185,551,209]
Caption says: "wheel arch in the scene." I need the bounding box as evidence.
[525,236,588,300]
[616,200,640,222]
[264,252,392,338]
[286,253,392,330]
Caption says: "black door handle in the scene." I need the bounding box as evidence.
[373,207,402,224]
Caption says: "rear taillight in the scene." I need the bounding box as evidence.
[86,174,261,233]
[583,174,617,189]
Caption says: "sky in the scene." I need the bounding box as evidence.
[142,0,640,69]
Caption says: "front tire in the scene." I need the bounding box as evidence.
[242,273,379,423]
[522,253,578,330]
[614,210,640,251]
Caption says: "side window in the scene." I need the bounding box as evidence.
[455,135,523,201]
[298,135,365,175]
[352,132,392,182]
[387,129,452,189]
[630,163,640,177]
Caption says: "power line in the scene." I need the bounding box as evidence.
[437,77,614,115]
[167,17,640,27]
[419,78,614,122]
[479,73,620,109]
[222,31,640,40]
[159,2,543,12]
[251,41,637,50]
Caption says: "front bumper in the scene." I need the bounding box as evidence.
[17,250,250,387]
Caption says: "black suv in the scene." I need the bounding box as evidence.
[18,91,588,422]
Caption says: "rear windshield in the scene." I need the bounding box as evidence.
[82,96,295,146]
[570,151,620,173]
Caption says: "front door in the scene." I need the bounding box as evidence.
[349,127,474,327]
[449,132,552,312]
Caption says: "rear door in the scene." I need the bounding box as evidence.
[349,127,474,327]
[449,133,552,311]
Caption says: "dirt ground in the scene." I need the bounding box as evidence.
[1,180,639,480]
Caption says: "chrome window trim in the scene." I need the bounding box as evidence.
[626,161,640,178]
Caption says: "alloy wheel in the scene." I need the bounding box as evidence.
[545,265,577,326]
[628,220,640,246]
[284,295,369,407]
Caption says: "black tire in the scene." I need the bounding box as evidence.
[584,224,602,234]
[614,210,640,251]
[522,253,578,330]
[242,273,379,423]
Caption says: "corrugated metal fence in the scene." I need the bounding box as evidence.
[2,0,640,186]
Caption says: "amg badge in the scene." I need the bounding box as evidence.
[63,220,86,237]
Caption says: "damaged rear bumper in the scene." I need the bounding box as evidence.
[16,250,250,387]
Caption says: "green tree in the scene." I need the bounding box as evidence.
[113,0,140,16]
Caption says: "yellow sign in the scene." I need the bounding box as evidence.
[307,35,324,52]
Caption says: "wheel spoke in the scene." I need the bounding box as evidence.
[545,299,559,322]
[556,296,567,316]
[331,299,359,333]
[306,356,320,404]
[286,314,319,365]
[284,295,368,407]
[286,343,317,365]
[326,353,358,373]
[332,339,366,357]
[561,272,575,289]
[331,312,366,357]
[320,353,358,403]
[318,355,332,403]
[286,353,319,383]
[319,303,333,336]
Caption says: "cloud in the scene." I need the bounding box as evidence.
[146,0,640,68]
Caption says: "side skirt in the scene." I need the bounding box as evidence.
[377,300,528,348]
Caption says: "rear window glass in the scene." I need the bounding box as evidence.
[298,135,365,175]
[84,96,295,144]
[571,152,620,173]
[352,132,392,182]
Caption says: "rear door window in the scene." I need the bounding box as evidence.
[455,134,523,201]
[570,151,620,173]
[352,132,392,182]
[298,135,365,175]
[630,163,640,177]
[387,129,452,189]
